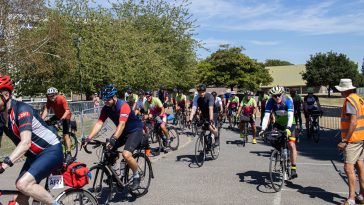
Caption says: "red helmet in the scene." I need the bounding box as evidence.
[0,75,14,92]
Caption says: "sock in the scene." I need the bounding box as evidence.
[133,171,140,178]
[346,199,355,205]
[291,165,297,171]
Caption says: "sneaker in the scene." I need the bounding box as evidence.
[65,153,73,164]
[341,199,356,205]
[130,176,141,190]
[252,138,257,144]
[290,170,298,179]
[355,195,364,204]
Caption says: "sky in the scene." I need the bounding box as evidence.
[95,0,364,67]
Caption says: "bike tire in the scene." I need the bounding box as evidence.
[210,135,220,160]
[168,127,180,151]
[125,152,153,198]
[69,133,78,159]
[150,135,162,156]
[87,165,113,204]
[195,135,206,167]
[56,188,98,205]
[313,123,320,143]
[269,150,284,192]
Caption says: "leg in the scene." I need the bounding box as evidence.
[356,160,364,198]
[239,121,244,138]
[345,163,357,200]
[122,150,137,173]
[16,173,54,205]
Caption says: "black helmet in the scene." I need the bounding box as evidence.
[144,90,153,96]
[138,89,144,96]
[126,86,133,94]
[211,91,217,97]
[197,84,206,92]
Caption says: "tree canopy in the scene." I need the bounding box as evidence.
[302,51,360,97]
[198,45,272,91]
[264,59,293,67]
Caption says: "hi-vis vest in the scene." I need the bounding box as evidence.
[341,93,364,142]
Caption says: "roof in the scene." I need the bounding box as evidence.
[261,64,306,88]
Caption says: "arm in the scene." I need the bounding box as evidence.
[5,131,32,168]
[60,110,70,120]
[113,121,126,139]
[41,107,48,119]
[87,121,104,139]
[209,106,214,122]
[343,114,357,142]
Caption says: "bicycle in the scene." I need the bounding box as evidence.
[194,121,220,167]
[240,115,251,147]
[174,108,187,131]
[229,108,239,129]
[46,118,79,159]
[84,138,153,205]
[0,163,98,205]
[306,110,322,143]
[148,118,180,156]
[263,130,292,192]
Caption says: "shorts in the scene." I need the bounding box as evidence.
[50,116,70,135]
[273,123,296,143]
[240,115,255,126]
[344,142,364,164]
[155,113,167,126]
[304,107,319,118]
[19,143,63,183]
[114,130,145,153]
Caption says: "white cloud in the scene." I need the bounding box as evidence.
[250,40,280,46]
[200,38,231,48]
[187,0,364,35]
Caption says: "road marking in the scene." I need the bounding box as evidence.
[273,191,281,205]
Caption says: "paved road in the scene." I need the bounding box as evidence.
[0,123,349,205]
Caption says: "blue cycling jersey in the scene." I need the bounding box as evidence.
[265,96,295,126]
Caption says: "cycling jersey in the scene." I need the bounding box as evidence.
[258,94,269,109]
[144,97,164,116]
[1,100,60,158]
[127,94,138,105]
[192,93,214,120]
[228,96,240,108]
[265,96,295,127]
[304,95,319,110]
[292,95,303,111]
[214,97,222,113]
[240,97,257,116]
[99,99,143,134]
[174,94,186,107]
[45,95,72,120]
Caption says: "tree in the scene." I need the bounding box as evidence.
[302,51,359,97]
[361,58,364,75]
[264,59,293,67]
[198,45,272,91]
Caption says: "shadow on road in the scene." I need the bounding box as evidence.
[226,140,245,147]
[236,171,276,194]
[285,181,346,205]
[250,150,272,158]
[176,154,215,168]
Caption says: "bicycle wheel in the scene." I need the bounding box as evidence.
[269,150,284,192]
[87,165,113,204]
[125,152,153,198]
[69,133,78,159]
[168,127,180,151]
[195,135,206,167]
[244,123,249,144]
[313,120,320,143]
[211,135,220,160]
[179,116,186,131]
[150,134,162,156]
[56,188,98,205]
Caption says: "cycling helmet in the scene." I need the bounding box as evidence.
[126,86,133,94]
[269,86,285,95]
[144,90,153,96]
[138,89,144,96]
[0,75,14,92]
[100,84,118,101]
[197,84,206,91]
[307,87,314,94]
[211,91,217,97]
[173,88,178,93]
[47,87,58,95]
[244,90,252,96]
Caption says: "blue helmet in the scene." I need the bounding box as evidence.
[100,85,118,101]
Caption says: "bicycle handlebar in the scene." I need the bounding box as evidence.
[82,139,107,154]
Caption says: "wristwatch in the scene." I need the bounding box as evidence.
[3,156,13,167]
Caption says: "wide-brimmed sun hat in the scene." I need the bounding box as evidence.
[335,79,356,92]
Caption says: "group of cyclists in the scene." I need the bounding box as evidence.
[0,72,324,204]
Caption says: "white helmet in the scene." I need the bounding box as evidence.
[47,87,58,95]
[269,86,285,95]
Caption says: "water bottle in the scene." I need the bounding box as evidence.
[120,160,126,177]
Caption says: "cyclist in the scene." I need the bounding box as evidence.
[157,85,169,108]
[41,87,73,163]
[135,90,146,116]
[144,90,171,150]
[211,91,223,128]
[0,75,63,205]
[258,91,269,126]
[237,91,257,144]
[303,87,322,135]
[84,85,144,190]
[261,86,298,179]
[290,89,303,131]
[189,84,218,146]
[126,86,138,111]
[226,91,240,128]
[172,88,187,114]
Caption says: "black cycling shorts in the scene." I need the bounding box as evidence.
[50,116,70,135]
[114,130,145,153]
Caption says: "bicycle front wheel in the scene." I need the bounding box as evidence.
[169,127,180,150]
[211,135,220,160]
[56,188,98,205]
[69,133,79,159]
[195,135,206,167]
[126,152,153,198]
[269,149,284,192]
[87,165,113,204]
[313,120,320,143]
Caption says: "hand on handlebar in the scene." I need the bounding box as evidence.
[81,136,91,148]
[106,136,117,150]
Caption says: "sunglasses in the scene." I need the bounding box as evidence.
[273,94,282,98]
[47,94,56,98]
[145,95,152,98]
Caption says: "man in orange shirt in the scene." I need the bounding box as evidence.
[41,87,73,162]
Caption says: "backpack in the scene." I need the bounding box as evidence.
[63,162,89,188]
